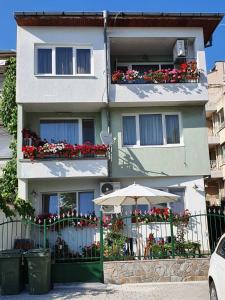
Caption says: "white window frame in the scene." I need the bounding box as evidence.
[42,190,95,215]
[116,62,174,71]
[39,117,95,144]
[121,112,183,148]
[34,44,94,77]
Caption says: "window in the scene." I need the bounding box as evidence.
[140,114,163,145]
[76,49,91,74]
[216,237,225,259]
[218,108,225,127]
[82,119,95,144]
[165,115,180,144]
[123,116,136,145]
[154,188,185,214]
[35,46,92,75]
[56,47,73,75]
[40,119,95,145]
[42,191,94,215]
[40,120,79,144]
[122,113,181,146]
[116,63,174,74]
[37,49,52,74]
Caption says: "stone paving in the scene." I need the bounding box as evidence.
[1,281,209,300]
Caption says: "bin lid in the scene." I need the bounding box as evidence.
[0,249,23,258]
[24,248,50,258]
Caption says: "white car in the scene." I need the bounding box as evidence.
[208,233,225,300]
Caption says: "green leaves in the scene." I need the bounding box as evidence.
[0,57,33,218]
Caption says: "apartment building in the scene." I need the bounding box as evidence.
[15,12,223,217]
[0,50,15,177]
[205,61,225,206]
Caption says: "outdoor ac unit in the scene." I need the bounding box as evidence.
[99,182,121,214]
[173,40,186,62]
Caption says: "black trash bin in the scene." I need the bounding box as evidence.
[0,249,24,295]
[25,248,52,294]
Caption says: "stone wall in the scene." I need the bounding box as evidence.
[104,258,210,284]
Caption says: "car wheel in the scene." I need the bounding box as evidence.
[210,281,218,300]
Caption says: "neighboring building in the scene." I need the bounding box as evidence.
[0,50,15,177]
[15,12,223,217]
[205,61,225,206]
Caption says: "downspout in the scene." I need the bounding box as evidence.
[103,10,112,180]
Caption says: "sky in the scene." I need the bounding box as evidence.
[0,0,225,70]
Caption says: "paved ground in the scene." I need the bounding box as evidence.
[1,281,209,300]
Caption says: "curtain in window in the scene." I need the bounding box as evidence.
[140,114,163,145]
[40,120,79,144]
[166,115,180,144]
[82,119,95,144]
[79,192,94,214]
[123,116,136,145]
[168,188,185,213]
[42,194,58,214]
[37,49,52,74]
[76,49,91,74]
[56,47,73,75]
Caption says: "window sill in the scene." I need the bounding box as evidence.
[34,74,96,79]
[120,144,184,149]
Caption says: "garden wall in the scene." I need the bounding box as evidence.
[104,258,209,284]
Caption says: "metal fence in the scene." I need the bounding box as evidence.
[0,209,225,262]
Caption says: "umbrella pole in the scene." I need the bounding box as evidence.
[135,197,141,259]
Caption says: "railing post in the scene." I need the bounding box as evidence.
[43,219,47,249]
[169,210,175,259]
[100,210,104,282]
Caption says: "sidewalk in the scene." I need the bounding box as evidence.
[1,281,209,300]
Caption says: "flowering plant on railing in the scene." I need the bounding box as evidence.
[111,61,200,84]
[131,208,191,224]
[22,143,109,161]
[34,211,98,229]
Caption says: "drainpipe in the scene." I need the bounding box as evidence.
[103,10,112,180]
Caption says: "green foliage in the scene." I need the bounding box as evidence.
[0,57,17,137]
[0,57,34,218]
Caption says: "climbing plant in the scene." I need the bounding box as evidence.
[0,57,34,217]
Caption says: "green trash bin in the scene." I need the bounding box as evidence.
[25,248,52,294]
[0,249,24,295]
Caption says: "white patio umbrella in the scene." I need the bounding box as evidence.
[93,183,179,207]
[93,183,179,258]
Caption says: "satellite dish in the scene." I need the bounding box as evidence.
[100,131,113,145]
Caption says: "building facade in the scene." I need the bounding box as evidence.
[15,12,223,217]
[205,61,225,206]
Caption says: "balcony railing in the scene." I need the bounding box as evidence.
[210,160,219,170]
[111,61,200,85]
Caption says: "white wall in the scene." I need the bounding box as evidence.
[16,26,107,104]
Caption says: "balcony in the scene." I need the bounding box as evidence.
[109,37,207,105]
[210,160,223,178]
[18,157,108,179]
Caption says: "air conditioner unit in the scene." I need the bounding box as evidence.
[99,182,121,214]
[173,40,186,62]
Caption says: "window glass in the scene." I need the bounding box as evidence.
[161,64,174,70]
[59,193,76,214]
[132,64,159,73]
[165,115,180,144]
[82,119,95,144]
[140,114,163,145]
[76,49,91,74]
[42,194,58,214]
[117,66,128,73]
[37,49,52,74]
[56,47,73,75]
[123,116,136,145]
[168,188,185,213]
[40,120,79,144]
[79,192,94,214]
[216,238,225,259]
